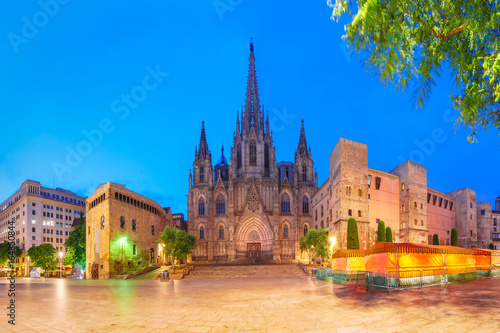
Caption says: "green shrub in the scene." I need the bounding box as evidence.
[377,220,386,242]
[385,227,392,243]
[347,218,359,250]
[451,228,458,246]
[489,243,495,250]
[433,234,439,245]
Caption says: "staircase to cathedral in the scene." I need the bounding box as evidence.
[184,263,307,279]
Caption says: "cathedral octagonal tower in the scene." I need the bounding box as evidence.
[187,42,317,263]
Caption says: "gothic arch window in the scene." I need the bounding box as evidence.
[358,210,362,217]
[199,225,205,240]
[264,143,270,172]
[302,195,309,214]
[218,224,224,240]
[283,223,289,238]
[198,197,205,216]
[348,209,352,216]
[237,143,242,169]
[303,224,309,237]
[281,192,291,214]
[302,165,307,182]
[199,166,205,183]
[249,140,257,166]
[216,194,225,215]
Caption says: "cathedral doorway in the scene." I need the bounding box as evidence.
[234,215,274,259]
[246,243,261,258]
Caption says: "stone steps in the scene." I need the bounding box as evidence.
[185,264,308,279]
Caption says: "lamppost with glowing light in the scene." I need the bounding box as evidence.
[26,256,30,277]
[58,252,63,278]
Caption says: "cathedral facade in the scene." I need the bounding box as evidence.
[187,43,318,262]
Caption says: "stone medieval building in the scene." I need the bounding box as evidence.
[187,43,318,262]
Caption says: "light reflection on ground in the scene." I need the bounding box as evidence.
[1,276,500,332]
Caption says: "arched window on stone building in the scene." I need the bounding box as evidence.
[281,193,290,214]
[199,225,205,240]
[249,140,257,166]
[198,197,205,216]
[218,225,224,240]
[302,195,309,214]
[303,224,308,236]
[283,223,289,238]
[302,165,307,182]
[216,194,225,215]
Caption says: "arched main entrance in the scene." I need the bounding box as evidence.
[234,215,274,259]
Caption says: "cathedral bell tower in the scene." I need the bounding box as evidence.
[230,42,277,179]
[192,121,213,187]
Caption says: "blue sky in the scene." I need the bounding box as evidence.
[1,1,499,214]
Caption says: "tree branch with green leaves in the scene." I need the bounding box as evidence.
[329,0,500,141]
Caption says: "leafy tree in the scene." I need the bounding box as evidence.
[489,243,495,250]
[158,226,197,272]
[385,227,393,243]
[433,234,440,245]
[377,220,386,242]
[347,218,359,250]
[299,228,331,264]
[63,212,86,269]
[0,241,22,267]
[329,0,500,141]
[27,243,58,272]
[451,228,458,246]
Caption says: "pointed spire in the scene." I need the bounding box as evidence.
[265,110,270,136]
[243,40,262,134]
[197,121,210,159]
[297,119,308,157]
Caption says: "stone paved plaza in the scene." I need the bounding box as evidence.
[1,272,500,333]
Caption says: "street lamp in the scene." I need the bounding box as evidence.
[58,252,63,278]
[26,256,30,277]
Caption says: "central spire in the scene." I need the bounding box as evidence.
[242,40,263,134]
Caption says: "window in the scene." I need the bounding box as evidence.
[414,219,417,225]
[198,197,205,216]
[101,216,105,229]
[151,225,155,236]
[348,209,352,216]
[401,183,405,191]
[133,245,136,256]
[281,193,290,214]
[367,194,371,199]
[470,202,473,209]
[283,224,289,238]
[402,205,405,213]
[421,220,424,226]
[358,189,362,197]
[367,175,372,188]
[199,166,205,183]
[216,194,225,215]
[427,193,431,203]
[481,210,486,216]
[302,165,307,181]
[264,143,270,172]
[199,226,205,240]
[433,195,437,205]
[375,177,381,190]
[358,210,361,217]
[217,224,224,240]
[402,222,405,229]
[32,210,36,215]
[32,202,36,207]
[303,224,308,236]
[315,210,318,221]
[249,140,257,166]
[321,205,324,217]
[449,202,454,210]
[302,195,309,214]
[120,216,125,229]
[132,219,136,232]
[439,197,443,207]
[346,186,351,195]
[376,219,380,224]
[470,230,472,236]
[494,218,497,226]
[237,143,242,169]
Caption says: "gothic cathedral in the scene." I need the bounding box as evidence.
[187,43,318,262]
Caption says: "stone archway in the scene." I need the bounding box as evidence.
[234,215,274,259]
